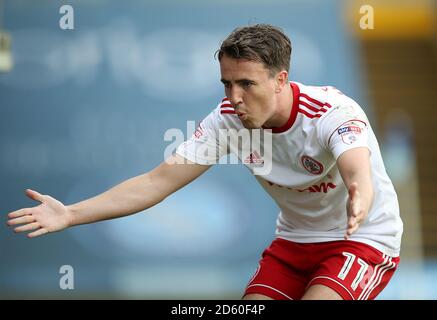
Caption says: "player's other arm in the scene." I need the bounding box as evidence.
[336,147,374,239]
[7,154,211,238]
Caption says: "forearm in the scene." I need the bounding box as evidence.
[337,147,374,213]
[67,173,165,226]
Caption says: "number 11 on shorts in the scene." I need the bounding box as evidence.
[338,252,369,291]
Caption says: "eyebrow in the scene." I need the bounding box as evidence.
[220,78,256,84]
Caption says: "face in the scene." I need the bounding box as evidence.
[219,54,279,129]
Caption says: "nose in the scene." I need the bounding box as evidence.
[227,87,243,108]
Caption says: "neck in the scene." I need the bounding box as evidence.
[264,83,294,128]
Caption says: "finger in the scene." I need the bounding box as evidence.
[14,222,40,233]
[8,208,30,219]
[347,216,356,229]
[345,223,360,239]
[345,215,361,239]
[7,215,36,226]
[348,213,363,229]
[348,182,359,200]
[25,189,44,202]
[351,202,361,217]
[28,228,49,238]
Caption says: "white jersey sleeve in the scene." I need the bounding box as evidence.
[176,102,229,165]
[317,103,370,160]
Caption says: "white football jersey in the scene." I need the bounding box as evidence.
[176,82,403,257]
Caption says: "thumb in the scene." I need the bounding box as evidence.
[349,182,358,200]
[25,189,44,202]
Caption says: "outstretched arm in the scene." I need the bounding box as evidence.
[337,147,374,240]
[7,154,211,238]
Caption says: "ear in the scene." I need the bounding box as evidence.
[275,70,289,93]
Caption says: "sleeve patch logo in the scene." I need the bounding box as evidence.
[337,125,361,134]
[192,123,205,140]
[337,124,363,145]
[193,127,204,139]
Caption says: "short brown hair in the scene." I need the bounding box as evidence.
[216,24,292,77]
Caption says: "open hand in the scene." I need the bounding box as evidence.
[7,189,72,238]
[344,182,366,240]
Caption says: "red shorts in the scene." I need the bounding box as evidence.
[244,238,399,300]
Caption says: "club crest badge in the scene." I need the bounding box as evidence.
[301,156,324,175]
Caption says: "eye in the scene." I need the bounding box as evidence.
[222,81,231,88]
[241,81,253,89]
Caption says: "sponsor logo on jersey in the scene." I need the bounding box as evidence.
[265,180,337,193]
[297,182,336,193]
[244,151,264,167]
[301,155,324,175]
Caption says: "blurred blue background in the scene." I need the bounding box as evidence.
[1,0,436,299]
